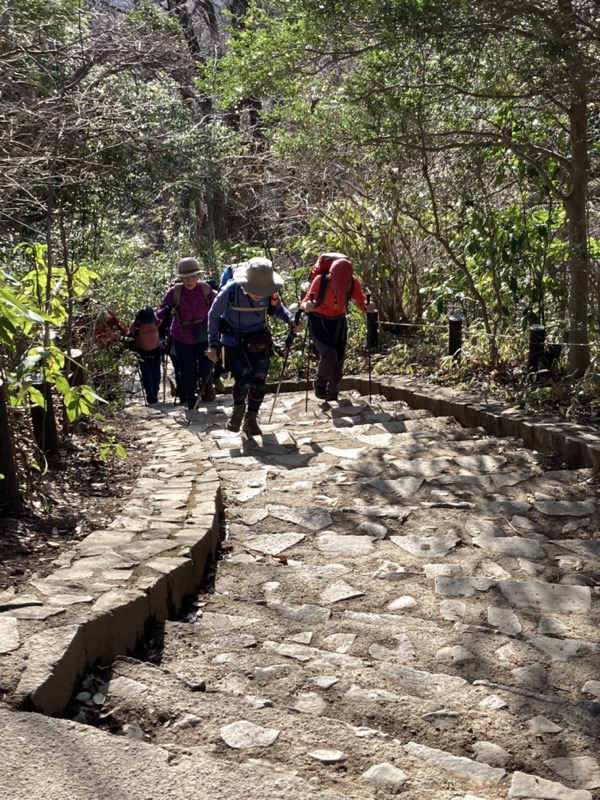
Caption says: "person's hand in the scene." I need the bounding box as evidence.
[291,319,303,335]
[365,303,376,314]
[206,348,220,363]
[303,300,316,313]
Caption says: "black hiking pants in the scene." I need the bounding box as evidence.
[308,314,348,396]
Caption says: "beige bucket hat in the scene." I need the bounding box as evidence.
[234,257,284,296]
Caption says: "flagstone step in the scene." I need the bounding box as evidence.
[65,390,600,799]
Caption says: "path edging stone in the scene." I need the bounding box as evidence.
[0,411,222,715]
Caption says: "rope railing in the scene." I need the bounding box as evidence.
[370,313,596,373]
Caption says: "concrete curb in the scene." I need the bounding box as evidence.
[0,410,222,716]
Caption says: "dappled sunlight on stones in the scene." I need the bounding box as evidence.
[318,580,364,604]
[362,762,408,792]
[472,534,546,560]
[499,581,591,613]
[0,615,20,653]
[391,531,461,558]
[220,720,280,749]
[316,532,374,557]
[543,757,600,791]
[267,504,332,530]
[487,606,522,635]
[404,741,506,785]
[244,532,306,555]
[508,771,592,799]
[7,387,600,799]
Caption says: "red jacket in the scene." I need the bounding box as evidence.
[304,274,368,317]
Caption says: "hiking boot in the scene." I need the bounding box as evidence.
[186,396,197,410]
[214,377,226,394]
[227,404,245,432]
[202,383,216,402]
[325,393,338,402]
[243,411,262,437]
[314,386,327,400]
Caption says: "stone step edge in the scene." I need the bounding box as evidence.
[5,423,223,717]
[265,374,600,469]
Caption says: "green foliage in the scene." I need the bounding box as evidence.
[0,244,104,419]
[98,432,128,464]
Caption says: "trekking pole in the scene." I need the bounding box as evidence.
[304,292,314,412]
[137,363,147,406]
[268,309,302,423]
[161,351,167,402]
[186,365,214,426]
[366,292,372,403]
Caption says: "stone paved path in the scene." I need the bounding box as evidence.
[89,390,600,800]
[2,385,600,799]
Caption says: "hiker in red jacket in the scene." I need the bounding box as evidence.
[157,258,217,409]
[300,257,375,402]
[71,299,128,398]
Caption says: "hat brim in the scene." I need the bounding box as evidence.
[178,271,201,278]
[234,265,284,297]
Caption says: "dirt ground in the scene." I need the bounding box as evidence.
[0,410,150,593]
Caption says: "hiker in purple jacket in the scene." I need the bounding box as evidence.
[158,258,217,409]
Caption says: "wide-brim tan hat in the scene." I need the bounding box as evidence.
[177,257,201,278]
[234,257,284,296]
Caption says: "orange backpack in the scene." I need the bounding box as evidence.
[133,307,160,351]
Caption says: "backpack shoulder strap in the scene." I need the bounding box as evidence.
[346,277,355,305]
[199,281,211,300]
[173,283,182,309]
[227,282,238,306]
[314,273,329,308]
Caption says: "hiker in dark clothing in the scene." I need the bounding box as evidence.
[128,306,161,405]
[206,258,302,436]
[157,258,216,410]
[300,257,375,402]
[158,299,179,400]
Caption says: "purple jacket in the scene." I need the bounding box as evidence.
[158,282,216,345]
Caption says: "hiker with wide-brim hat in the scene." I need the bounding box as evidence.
[301,256,375,402]
[157,257,217,410]
[206,257,302,437]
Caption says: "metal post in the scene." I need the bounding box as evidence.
[367,308,379,349]
[448,314,463,362]
[528,324,546,373]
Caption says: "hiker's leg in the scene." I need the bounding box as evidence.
[225,346,251,431]
[138,356,154,403]
[308,317,337,398]
[247,353,270,413]
[311,336,337,397]
[226,347,251,406]
[326,317,348,397]
[195,345,215,401]
[148,354,161,403]
[173,341,196,406]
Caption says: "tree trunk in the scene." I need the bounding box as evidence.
[0,381,22,515]
[31,381,61,459]
[565,77,590,377]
